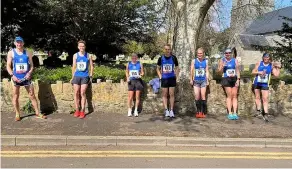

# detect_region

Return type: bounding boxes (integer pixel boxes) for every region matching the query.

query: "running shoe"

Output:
[195,112,200,118]
[232,113,239,120]
[263,114,269,122]
[165,109,170,117]
[201,112,206,118]
[254,110,263,118]
[74,111,80,117]
[134,110,138,117]
[169,110,175,118]
[79,112,85,119]
[128,109,132,117]
[227,114,233,120]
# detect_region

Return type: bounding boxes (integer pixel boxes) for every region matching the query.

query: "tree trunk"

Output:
[170,0,215,114]
[172,0,215,79]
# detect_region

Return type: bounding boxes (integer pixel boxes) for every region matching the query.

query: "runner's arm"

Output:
[217,59,223,73]
[89,54,94,77]
[140,63,145,77]
[125,63,130,81]
[27,51,34,75]
[272,62,280,77]
[173,56,180,79]
[235,59,240,79]
[206,64,209,81]
[252,62,262,75]
[6,51,13,76]
[156,57,162,79]
[190,60,194,82]
[71,54,77,78]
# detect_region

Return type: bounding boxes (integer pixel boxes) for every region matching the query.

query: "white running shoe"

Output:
[169,110,175,118]
[165,109,170,117]
[128,109,132,117]
[134,110,138,117]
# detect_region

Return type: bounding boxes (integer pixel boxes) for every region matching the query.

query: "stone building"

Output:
[229,1,292,65]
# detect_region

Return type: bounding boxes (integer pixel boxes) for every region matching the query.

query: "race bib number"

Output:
[162,64,173,73]
[129,70,140,78]
[77,61,87,71]
[226,69,235,77]
[195,69,205,77]
[258,74,269,83]
[15,63,28,74]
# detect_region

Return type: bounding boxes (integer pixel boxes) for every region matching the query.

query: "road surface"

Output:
[2,146,292,168]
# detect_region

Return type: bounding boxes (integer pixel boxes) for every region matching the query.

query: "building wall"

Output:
[2,79,292,116]
[239,49,263,66]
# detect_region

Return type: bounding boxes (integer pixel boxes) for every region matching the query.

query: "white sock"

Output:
[128,108,132,112]
[135,107,138,112]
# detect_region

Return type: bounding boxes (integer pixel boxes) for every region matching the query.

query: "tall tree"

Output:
[1,0,163,61]
[169,0,215,79]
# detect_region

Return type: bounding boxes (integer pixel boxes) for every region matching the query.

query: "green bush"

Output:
[31,66,127,83]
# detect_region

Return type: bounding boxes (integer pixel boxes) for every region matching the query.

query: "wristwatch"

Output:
[10,73,14,77]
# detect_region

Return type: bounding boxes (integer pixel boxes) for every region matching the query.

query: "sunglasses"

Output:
[225,52,231,54]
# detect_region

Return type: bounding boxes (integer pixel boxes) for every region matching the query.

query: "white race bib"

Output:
[226,69,236,77]
[77,61,87,71]
[162,64,173,73]
[15,63,28,74]
[257,74,269,83]
[129,70,140,78]
[195,69,205,77]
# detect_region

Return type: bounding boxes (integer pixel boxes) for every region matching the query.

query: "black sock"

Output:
[195,100,201,113]
[201,100,207,114]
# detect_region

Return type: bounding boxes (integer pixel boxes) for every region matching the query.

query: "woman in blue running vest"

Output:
[252,53,280,121]
[218,48,241,120]
[6,36,47,121]
[190,48,209,118]
[70,40,94,119]
[126,53,144,117]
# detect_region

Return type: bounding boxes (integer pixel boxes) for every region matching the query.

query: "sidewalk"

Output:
[2,111,292,138]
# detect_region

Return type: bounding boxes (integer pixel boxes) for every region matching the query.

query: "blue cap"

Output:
[15,36,24,42]
[263,53,269,57]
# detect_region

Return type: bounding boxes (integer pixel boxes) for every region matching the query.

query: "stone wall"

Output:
[1,78,292,116]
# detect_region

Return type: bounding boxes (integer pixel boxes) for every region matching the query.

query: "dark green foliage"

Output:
[1,0,163,60]
[21,100,34,114]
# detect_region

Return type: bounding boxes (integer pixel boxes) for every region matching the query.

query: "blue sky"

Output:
[216,0,292,30]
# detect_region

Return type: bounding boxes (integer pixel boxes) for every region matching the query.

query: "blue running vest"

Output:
[253,61,272,87]
[161,56,175,79]
[74,52,89,77]
[13,49,30,79]
[194,58,207,81]
[128,61,141,80]
[222,58,236,78]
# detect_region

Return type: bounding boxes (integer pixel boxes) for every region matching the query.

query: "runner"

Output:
[218,48,240,120]
[126,53,144,117]
[252,53,280,122]
[157,44,179,118]
[6,36,47,121]
[190,48,209,118]
[70,40,94,119]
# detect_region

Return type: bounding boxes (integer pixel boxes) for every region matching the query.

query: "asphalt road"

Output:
[2,146,292,168]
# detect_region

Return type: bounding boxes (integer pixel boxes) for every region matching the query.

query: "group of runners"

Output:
[7,37,281,122]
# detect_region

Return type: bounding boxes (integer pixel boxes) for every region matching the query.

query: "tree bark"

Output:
[172,0,215,79]
[170,0,215,114]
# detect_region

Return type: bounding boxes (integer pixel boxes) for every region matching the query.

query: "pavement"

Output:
[2,111,292,138]
[2,146,292,168]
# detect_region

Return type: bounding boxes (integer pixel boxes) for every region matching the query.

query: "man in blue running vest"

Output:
[156,44,179,118]
[6,36,47,121]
